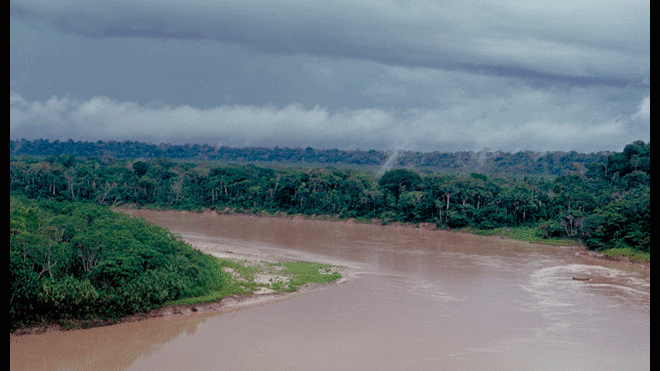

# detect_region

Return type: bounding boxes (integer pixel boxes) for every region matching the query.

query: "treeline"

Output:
[10,141,649,255]
[10,139,610,176]
[10,196,226,330]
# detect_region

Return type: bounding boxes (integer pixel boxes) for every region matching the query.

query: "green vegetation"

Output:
[163,259,255,308]
[9,140,649,331]
[9,140,650,260]
[280,262,343,291]
[167,260,343,306]
[10,196,343,332]
[10,138,611,177]
[459,226,578,246]
[601,247,650,264]
[10,196,231,331]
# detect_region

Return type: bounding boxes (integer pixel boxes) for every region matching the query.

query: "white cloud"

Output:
[10,91,648,152]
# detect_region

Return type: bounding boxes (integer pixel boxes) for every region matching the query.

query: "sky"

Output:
[10,0,649,153]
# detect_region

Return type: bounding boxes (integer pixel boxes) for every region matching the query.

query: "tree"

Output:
[378,169,422,202]
[10,196,228,329]
[132,161,149,177]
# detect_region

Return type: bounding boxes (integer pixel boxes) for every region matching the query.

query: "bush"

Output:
[538,220,564,239]
[10,197,226,330]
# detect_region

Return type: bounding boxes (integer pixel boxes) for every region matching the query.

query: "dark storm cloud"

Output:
[10,1,649,153]
[10,0,649,87]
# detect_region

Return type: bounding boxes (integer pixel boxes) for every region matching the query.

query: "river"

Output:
[10,210,650,370]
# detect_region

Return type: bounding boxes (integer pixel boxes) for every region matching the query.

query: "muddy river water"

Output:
[11,210,650,370]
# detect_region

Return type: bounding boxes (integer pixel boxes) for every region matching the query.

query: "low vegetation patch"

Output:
[602,247,650,264]
[460,226,579,246]
[167,260,343,307]
[277,262,343,291]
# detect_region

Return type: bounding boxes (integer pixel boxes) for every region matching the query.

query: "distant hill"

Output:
[10,138,611,177]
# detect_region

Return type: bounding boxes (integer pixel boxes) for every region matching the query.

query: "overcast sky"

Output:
[10,0,649,153]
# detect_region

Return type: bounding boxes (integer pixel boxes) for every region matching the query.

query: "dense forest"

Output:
[10,139,611,176]
[10,196,227,330]
[10,140,650,256]
[9,139,650,330]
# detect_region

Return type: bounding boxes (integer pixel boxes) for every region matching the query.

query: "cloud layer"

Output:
[10,1,649,152]
[11,0,649,86]
[10,90,649,152]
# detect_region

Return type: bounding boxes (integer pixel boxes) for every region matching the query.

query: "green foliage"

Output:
[9,196,227,330]
[378,169,422,201]
[582,185,650,252]
[601,247,650,264]
[11,139,611,177]
[537,219,564,239]
[280,262,342,291]
[8,140,651,331]
[9,140,650,260]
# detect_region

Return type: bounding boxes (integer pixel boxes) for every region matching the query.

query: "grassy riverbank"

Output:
[459,226,579,246]
[166,259,343,307]
[460,225,650,264]
[600,247,650,264]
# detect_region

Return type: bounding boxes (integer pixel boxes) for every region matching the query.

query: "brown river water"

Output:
[11,210,650,370]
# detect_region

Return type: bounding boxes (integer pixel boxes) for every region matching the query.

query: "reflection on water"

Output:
[11,211,650,371]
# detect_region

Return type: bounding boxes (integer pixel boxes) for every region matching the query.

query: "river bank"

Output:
[10,235,347,337]
[12,206,645,337]
[130,206,650,268]
[11,208,650,371]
